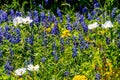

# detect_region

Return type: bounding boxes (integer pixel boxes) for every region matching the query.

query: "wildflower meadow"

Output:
[0,0,120,80]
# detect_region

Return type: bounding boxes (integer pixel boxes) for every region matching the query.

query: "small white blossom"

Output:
[88,22,99,29]
[22,16,33,24]
[102,21,113,28]
[13,16,33,26]
[14,68,26,76]
[13,17,23,26]
[27,64,39,71]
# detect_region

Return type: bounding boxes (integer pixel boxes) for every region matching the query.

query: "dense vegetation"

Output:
[0,0,120,80]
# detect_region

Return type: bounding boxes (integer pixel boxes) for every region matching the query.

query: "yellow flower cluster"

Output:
[61,30,71,38]
[45,27,51,33]
[73,75,88,80]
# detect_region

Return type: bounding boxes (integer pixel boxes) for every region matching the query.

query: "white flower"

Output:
[102,21,113,28]
[27,64,39,71]
[88,22,99,29]
[13,17,23,26]
[22,16,33,24]
[14,68,26,76]
[13,16,33,26]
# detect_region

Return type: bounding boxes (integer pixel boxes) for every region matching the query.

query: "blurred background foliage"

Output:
[0,0,120,13]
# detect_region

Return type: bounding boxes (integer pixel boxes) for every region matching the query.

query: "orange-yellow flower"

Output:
[73,75,88,80]
[61,30,71,38]
[45,27,51,33]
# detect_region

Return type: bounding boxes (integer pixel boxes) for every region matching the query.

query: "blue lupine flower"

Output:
[5,25,10,31]
[111,8,117,18]
[0,10,3,14]
[15,28,20,35]
[95,73,101,80]
[67,23,72,31]
[26,36,34,45]
[41,57,46,63]
[4,31,12,40]
[80,45,84,50]
[96,17,100,21]
[9,9,14,18]
[33,11,40,25]
[0,11,8,23]
[73,22,77,27]
[85,43,89,49]
[79,38,89,50]
[4,61,14,75]
[87,13,92,20]
[54,55,59,61]
[81,21,88,33]
[45,0,48,5]
[51,24,59,35]
[3,11,8,21]
[33,10,38,17]
[9,36,21,44]
[51,14,56,22]
[106,37,110,44]
[93,0,98,4]
[72,46,78,58]
[94,3,100,8]
[57,8,62,22]
[91,10,96,16]
[64,71,69,76]
[15,11,22,17]
[79,15,84,23]
[41,12,45,21]
[57,8,62,17]
[72,51,77,58]
[82,7,88,13]
[28,11,32,18]
[34,16,40,25]
[51,50,56,56]
[39,4,44,9]
[0,53,2,58]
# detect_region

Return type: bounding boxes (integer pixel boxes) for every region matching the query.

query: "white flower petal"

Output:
[88,22,99,29]
[14,68,26,76]
[27,64,39,71]
[13,16,33,26]
[102,21,113,28]
[34,65,39,71]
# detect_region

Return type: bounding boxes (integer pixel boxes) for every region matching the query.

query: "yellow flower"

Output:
[61,30,71,38]
[45,27,51,33]
[97,29,108,35]
[73,75,88,80]
[51,23,54,28]
[84,36,94,43]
